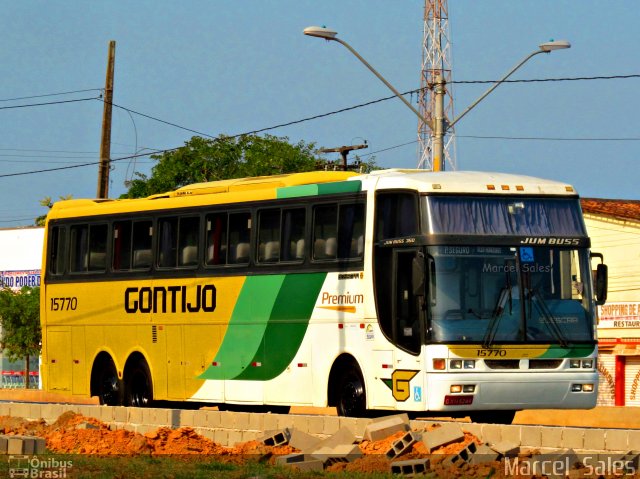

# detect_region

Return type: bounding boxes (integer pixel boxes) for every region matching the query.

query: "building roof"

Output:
[581,198,640,221]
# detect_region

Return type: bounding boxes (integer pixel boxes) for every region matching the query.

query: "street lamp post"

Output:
[304,26,570,172]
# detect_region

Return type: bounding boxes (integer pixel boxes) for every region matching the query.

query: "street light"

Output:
[304,25,570,172]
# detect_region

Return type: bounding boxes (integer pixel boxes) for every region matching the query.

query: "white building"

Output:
[582,199,640,407]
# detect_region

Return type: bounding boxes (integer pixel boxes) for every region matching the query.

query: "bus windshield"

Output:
[427,245,595,344]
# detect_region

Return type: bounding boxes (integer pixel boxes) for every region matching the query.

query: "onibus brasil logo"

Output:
[8,456,73,478]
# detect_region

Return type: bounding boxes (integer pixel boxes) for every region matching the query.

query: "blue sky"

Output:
[2,1,639,226]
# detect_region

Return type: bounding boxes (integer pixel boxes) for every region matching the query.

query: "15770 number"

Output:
[476,349,507,357]
[50,297,78,311]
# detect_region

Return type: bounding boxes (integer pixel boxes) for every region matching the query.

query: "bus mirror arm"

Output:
[590,252,608,306]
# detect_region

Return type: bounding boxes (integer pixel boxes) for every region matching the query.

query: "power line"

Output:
[0,88,102,102]
[0,97,99,110]
[451,74,640,85]
[459,134,640,142]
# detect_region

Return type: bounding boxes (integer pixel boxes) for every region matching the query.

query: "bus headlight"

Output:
[450,360,463,370]
[450,385,463,393]
[582,384,594,392]
[581,359,593,369]
[569,359,581,368]
[571,384,582,392]
[463,360,476,369]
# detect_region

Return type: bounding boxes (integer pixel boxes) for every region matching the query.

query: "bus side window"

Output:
[88,224,108,271]
[69,225,88,273]
[132,221,153,270]
[158,218,178,268]
[69,223,107,273]
[281,208,305,262]
[228,212,251,264]
[339,203,365,259]
[313,205,337,260]
[48,226,66,275]
[178,216,200,267]
[113,221,132,271]
[206,213,228,265]
[258,208,281,263]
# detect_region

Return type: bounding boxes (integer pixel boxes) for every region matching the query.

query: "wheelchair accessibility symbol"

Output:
[413,386,422,402]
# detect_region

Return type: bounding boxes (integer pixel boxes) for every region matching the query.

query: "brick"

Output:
[307,415,325,435]
[178,409,194,427]
[168,409,181,428]
[101,406,116,423]
[128,407,144,425]
[34,437,46,454]
[288,415,310,433]
[241,431,260,442]
[150,408,171,426]
[113,406,128,424]
[76,405,98,420]
[263,413,280,432]
[28,403,42,420]
[11,402,32,419]
[561,428,585,450]
[500,424,522,445]
[422,422,464,451]
[135,424,155,435]
[232,412,251,431]
[363,414,409,441]
[628,430,640,452]
[386,431,418,459]
[606,429,629,452]
[0,435,8,453]
[198,428,216,441]
[461,422,483,440]
[247,412,263,432]
[409,419,429,431]
[40,404,62,422]
[289,429,322,453]
[390,458,431,475]
[443,441,478,468]
[7,436,35,455]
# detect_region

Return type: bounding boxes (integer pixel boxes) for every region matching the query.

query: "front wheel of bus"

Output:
[336,369,366,417]
[125,361,153,408]
[94,357,123,406]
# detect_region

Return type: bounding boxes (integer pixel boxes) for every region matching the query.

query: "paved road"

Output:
[0,389,635,429]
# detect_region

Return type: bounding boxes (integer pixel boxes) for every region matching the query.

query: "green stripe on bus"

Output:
[198,275,286,380]
[234,272,326,380]
[539,344,596,358]
[276,180,361,199]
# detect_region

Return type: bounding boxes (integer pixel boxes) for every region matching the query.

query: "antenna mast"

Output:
[418,0,456,170]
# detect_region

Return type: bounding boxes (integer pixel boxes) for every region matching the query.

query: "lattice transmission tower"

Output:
[417,0,456,170]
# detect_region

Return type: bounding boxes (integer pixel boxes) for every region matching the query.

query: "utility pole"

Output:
[97,40,116,199]
[318,143,368,171]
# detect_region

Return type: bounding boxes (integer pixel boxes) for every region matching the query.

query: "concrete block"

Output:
[275,453,305,464]
[28,403,42,420]
[363,414,409,441]
[241,431,260,442]
[34,437,46,454]
[386,431,418,459]
[314,426,357,450]
[606,429,629,452]
[151,408,171,426]
[307,415,325,435]
[128,407,144,425]
[0,435,8,453]
[39,403,62,422]
[262,413,280,432]
[76,421,99,430]
[192,410,209,429]
[490,440,519,456]
[247,412,263,432]
[232,412,251,431]
[214,429,229,446]
[422,422,464,451]
[169,409,181,428]
[198,428,216,441]
[409,419,429,431]
[443,441,478,468]
[227,429,244,447]
[500,424,521,445]
[469,443,500,465]
[322,415,340,436]
[520,425,542,448]
[461,421,483,440]
[100,406,116,423]
[113,406,128,424]
[561,428,585,450]
[178,409,194,427]
[312,444,362,464]
[0,404,11,417]
[8,436,35,455]
[289,459,324,471]
[135,424,155,435]
[289,429,322,453]
[480,424,502,445]
[76,405,98,420]
[390,458,431,475]
[288,415,310,433]
[260,428,291,447]
[121,423,136,433]
[628,430,640,452]
[540,426,563,449]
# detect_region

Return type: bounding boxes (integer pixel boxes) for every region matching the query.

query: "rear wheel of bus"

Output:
[92,353,123,406]
[124,356,153,407]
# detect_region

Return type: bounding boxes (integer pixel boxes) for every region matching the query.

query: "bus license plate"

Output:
[444,395,474,405]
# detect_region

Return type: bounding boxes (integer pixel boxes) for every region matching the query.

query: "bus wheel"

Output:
[469,410,516,424]
[94,357,122,406]
[125,360,153,408]
[336,368,366,417]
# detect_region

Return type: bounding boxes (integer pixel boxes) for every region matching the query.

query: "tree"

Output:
[0,286,41,388]
[35,195,73,226]
[122,134,376,198]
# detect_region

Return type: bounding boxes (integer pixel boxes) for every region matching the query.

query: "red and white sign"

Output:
[599,302,640,329]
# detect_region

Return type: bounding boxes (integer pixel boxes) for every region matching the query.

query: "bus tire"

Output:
[469,410,516,424]
[92,355,123,406]
[336,367,366,417]
[124,358,153,408]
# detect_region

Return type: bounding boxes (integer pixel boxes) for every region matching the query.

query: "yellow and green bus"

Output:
[41,169,607,422]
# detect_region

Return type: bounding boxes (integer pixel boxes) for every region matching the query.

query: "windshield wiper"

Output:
[482,285,513,348]
[527,288,568,347]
